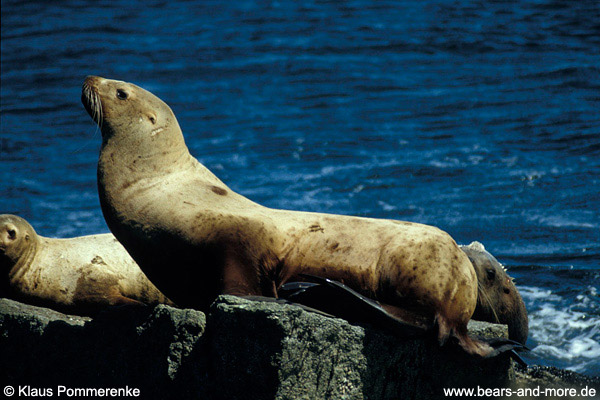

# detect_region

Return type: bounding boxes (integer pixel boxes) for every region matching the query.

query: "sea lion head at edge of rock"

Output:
[461,241,529,345]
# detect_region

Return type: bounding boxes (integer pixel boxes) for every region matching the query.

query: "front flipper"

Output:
[74,293,147,312]
[280,274,426,338]
[239,294,338,319]
[106,294,147,307]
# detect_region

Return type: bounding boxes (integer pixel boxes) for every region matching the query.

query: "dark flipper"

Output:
[279,274,426,338]
[106,294,147,307]
[240,294,338,319]
[471,336,529,365]
[509,350,528,368]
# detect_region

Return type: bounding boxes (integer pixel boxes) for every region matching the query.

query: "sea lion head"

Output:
[0,214,38,273]
[81,76,183,153]
[461,241,529,344]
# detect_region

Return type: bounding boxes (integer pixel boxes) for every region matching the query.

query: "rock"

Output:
[208,296,513,399]
[3,296,588,400]
[0,298,207,398]
[514,364,599,389]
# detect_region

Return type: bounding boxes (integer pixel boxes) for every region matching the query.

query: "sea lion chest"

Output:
[98,164,282,307]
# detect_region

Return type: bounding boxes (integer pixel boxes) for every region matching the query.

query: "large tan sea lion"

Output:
[82,76,504,355]
[0,214,173,314]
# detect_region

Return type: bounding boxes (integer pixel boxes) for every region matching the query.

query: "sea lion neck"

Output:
[7,236,39,286]
[98,124,194,175]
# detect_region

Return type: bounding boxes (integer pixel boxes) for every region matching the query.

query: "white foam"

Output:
[569,338,600,359]
[429,158,460,168]
[520,286,600,372]
[378,201,397,211]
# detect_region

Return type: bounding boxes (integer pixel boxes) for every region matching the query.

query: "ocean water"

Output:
[1,0,598,375]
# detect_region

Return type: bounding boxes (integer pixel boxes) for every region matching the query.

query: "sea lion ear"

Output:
[147,112,157,125]
[469,241,486,252]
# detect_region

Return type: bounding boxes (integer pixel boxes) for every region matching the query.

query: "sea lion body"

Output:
[0,214,173,314]
[461,241,529,344]
[83,76,487,354]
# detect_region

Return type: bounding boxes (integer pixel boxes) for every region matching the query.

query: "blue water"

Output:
[1,0,599,375]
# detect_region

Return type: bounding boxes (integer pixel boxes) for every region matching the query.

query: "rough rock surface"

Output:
[1,298,206,399]
[1,296,595,399]
[514,364,599,389]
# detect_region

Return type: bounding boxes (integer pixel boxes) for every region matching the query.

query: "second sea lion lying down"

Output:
[0,214,173,315]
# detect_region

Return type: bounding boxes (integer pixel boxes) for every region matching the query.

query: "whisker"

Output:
[73,84,103,154]
[478,281,500,324]
[97,92,103,130]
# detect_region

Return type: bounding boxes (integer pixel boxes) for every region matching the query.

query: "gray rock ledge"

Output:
[2,296,595,399]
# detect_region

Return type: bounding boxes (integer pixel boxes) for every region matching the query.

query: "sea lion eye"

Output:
[486,268,496,280]
[7,229,16,239]
[116,89,129,100]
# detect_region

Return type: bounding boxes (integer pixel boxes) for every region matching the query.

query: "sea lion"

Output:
[82,76,489,355]
[0,214,173,314]
[460,241,529,344]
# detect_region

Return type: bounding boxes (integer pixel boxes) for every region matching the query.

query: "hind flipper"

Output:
[436,312,494,357]
[456,331,495,357]
[472,336,529,365]
[509,350,528,367]
[437,312,528,362]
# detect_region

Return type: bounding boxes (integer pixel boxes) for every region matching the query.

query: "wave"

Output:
[525,66,600,81]
[520,286,600,374]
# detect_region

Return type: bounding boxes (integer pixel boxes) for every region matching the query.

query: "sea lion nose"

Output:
[84,75,100,83]
[82,76,106,90]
